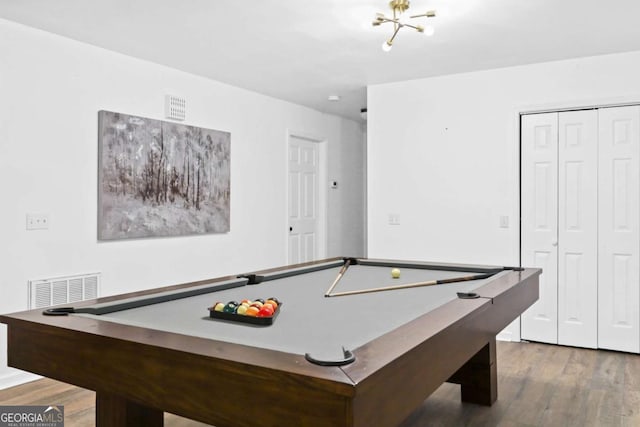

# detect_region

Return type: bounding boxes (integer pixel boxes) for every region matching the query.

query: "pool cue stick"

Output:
[327,272,494,297]
[324,259,352,297]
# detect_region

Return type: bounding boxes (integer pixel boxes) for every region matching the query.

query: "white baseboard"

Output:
[0,370,41,390]
[497,330,517,342]
[497,317,522,342]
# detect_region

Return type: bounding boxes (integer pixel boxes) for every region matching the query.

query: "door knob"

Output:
[289,227,293,232]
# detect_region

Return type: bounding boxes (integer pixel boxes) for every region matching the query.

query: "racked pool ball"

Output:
[245,306,260,317]
[223,302,238,313]
[257,305,274,317]
[267,297,280,305]
[264,299,278,310]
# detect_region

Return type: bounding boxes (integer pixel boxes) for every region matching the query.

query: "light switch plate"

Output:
[27,213,49,230]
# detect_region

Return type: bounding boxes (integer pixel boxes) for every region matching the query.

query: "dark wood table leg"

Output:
[96,392,164,426]
[448,338,497,406]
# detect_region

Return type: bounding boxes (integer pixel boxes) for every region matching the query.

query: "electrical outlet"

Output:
[499,215,509,228]
[26,213,49,230]
[388,214,401,225]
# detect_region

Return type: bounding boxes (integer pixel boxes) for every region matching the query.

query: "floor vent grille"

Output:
[29,273,100,309]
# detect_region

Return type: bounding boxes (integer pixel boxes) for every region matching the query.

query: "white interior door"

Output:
[521,113,559,344]
[557,110,598,348]
[288,136,320,264]
[598,106,640,353]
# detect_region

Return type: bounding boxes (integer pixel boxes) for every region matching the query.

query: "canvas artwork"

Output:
[98,110,230,240]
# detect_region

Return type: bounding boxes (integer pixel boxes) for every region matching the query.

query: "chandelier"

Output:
[372,0,436,52]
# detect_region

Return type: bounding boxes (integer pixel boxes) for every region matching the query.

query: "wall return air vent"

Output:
[28,273,100,309]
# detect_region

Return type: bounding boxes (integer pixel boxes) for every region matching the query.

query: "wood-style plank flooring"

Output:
[1,341,639,426]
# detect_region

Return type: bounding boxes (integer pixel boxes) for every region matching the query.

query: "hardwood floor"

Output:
[400,341,640,427]
[1,341,639,426]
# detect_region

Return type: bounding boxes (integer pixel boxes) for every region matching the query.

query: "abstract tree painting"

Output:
[98,111,230,240]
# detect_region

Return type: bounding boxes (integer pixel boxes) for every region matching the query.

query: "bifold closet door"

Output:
[521,110,598,347]
[557,110,598,348]
[521,112,559,344]
[598,106,640,353]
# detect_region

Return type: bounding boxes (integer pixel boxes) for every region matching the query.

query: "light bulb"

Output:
[382,41,392,52]
[423,25,435,36]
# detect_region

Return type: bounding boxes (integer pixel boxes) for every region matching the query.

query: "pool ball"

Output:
[257,306,274,317]
[391,268,401,279]
[213,302,225,312]
[245,306,260,317]
[223,303,238,313]
[265,299,279,308]
[267,297,280,305]
[236,305,248,315]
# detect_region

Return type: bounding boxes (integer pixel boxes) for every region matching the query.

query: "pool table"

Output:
[1,257,540,427]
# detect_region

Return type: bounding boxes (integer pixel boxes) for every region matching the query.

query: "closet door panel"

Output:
[598,106,640,353]
[521,113,559,344]
[556,110,598,348]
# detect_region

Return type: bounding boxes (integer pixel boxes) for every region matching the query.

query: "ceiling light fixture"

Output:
[373,0,436,52]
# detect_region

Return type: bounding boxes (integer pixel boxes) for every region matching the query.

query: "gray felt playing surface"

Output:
[77,263,505,360]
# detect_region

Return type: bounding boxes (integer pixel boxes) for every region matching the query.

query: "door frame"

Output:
[285,129,328,263]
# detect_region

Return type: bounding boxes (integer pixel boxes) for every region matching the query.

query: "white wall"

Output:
[327,117,367,257]
[0,19,364,387]
[368,50,640,266]
[368,50,640,342]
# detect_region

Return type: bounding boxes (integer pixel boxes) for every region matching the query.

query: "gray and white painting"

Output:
[98,111,230,240]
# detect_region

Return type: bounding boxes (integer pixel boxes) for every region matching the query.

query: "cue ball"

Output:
[391,268,401,278]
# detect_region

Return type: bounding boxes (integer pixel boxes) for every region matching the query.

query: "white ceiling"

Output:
[2,0,640,121]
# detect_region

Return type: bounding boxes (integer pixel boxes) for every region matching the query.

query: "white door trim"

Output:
[286,129,328,262]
